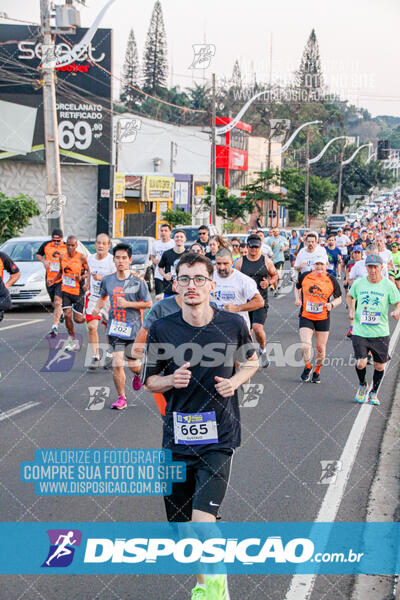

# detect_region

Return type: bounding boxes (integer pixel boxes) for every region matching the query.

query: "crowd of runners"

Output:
[2,191,400,598]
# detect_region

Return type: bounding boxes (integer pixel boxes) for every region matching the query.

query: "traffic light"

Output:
[377,140,390,160]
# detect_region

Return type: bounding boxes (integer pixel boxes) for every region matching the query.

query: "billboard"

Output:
[0,24,112,165]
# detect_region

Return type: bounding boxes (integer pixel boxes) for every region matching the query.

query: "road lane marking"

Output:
[0,401,41,422]
[284,318,400,600]
[0,319,44,332]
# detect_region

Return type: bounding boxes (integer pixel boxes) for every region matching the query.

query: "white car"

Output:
[0,236,89,305]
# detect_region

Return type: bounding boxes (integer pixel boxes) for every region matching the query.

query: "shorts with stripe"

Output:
[164,448,233,522]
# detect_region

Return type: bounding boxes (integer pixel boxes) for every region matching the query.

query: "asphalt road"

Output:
[0,276,399,600]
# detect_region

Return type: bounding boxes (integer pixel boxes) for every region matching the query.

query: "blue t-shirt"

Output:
[289,236,299,255]
[325,246,342,276]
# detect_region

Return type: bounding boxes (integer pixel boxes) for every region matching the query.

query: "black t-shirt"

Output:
[144,308,254,456]
[158,248,186,295]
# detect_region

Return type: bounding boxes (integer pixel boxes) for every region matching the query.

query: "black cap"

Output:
[51,228,63,238]
[247,234,262,247]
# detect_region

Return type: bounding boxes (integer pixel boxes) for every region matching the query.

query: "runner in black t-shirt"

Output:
[158,229,187,297]
[144,252,258,599]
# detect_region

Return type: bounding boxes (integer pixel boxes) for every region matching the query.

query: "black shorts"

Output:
[249,306,268,326]
[299,316,330,332]
[274,261,284,270]
[155,278,165,296]
[62,292,84,314]
[164,448,233,522]
[108,335,134,357]
[46,281,62,303]
[352,335,390,363]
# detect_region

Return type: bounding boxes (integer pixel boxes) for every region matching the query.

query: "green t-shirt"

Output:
[349,276,400,338]
[392,251,400,267]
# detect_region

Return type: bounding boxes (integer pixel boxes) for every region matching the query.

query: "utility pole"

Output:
[336,141,346,214]
[210,72,217,226]
[40,0,64,234]
[304,129,310,228]
[266,131,272,228]
[170,141,176,174]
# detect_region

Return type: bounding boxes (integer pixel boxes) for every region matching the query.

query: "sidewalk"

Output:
[351,372,400,600]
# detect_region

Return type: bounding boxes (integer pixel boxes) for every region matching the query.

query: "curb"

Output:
[351,370,400,600]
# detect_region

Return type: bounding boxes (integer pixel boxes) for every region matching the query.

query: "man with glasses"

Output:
[196,225,211,253]
[36,228,67,336]
[235,234,277,367]
[144,252,258,600]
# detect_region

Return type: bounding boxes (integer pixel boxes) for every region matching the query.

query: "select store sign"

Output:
[0,24,112,165]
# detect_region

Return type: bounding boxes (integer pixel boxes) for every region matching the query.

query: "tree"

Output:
[162,209,191,228]
[204,185,258,221]
[0,193,40,243]
[142,0,168,95]
[295,29,324,101]
[231,59,242,88]
[120,28,140,110]
[185,82,211,111]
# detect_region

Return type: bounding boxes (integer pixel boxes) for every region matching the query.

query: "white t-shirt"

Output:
[211,269,258,331]
[349,259,389,281]
[87,253,116,297]
[336,234,351,256]
[261,242,273,258]
[151,239,175,280]
[379,248,393,266]
[294,246,328,274]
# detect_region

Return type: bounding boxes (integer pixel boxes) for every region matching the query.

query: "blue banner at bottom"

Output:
[0,522,399,574]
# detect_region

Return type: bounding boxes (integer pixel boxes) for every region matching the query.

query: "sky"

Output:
[2,0,400,118]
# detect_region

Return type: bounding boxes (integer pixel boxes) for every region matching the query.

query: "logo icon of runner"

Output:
[42,529,82,568]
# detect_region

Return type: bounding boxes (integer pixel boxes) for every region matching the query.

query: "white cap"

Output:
[314,256,328,265]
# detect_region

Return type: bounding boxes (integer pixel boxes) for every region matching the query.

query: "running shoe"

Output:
[132,374,142,390]
[88,357,100,371]
[59,313,64,324]
[50,325,58,337]
[300,367,312,382]
[104,351,113,370]
[259,351,270,368]
[111,397,127,410]
[346,329,353,339]
[311,371,321,384]
[0,310,4,322]
[191,585,206,600]
[205,574,230,600]
[355,383,369,403]
[368,390,380,406]
[64,338,79,352]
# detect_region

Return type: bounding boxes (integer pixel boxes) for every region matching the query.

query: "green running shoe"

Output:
[205,574,230,600]
[355,383,369,403]
[191,584,206,600]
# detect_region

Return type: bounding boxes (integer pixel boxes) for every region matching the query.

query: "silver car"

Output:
[0,236,88,305]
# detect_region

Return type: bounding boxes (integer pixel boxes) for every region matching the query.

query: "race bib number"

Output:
[173,411,218,445]
[62,275,76,288]
[306,301,323,314]
[109,319,133,339]
[92,282,101,296]
[360,310,381,325]
[49,262,59,272]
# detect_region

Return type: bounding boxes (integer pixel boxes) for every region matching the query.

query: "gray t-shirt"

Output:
[100,272,151,340]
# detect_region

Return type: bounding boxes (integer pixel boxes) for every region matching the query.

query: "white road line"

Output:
[0,401,41,422]
[0,319,44,332]
[284,318,400,600]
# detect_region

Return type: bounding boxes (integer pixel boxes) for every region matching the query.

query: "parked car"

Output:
[326,215,348,235]
[171,225,219,249]
[117,236,156,292]
[0,236,88,305]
